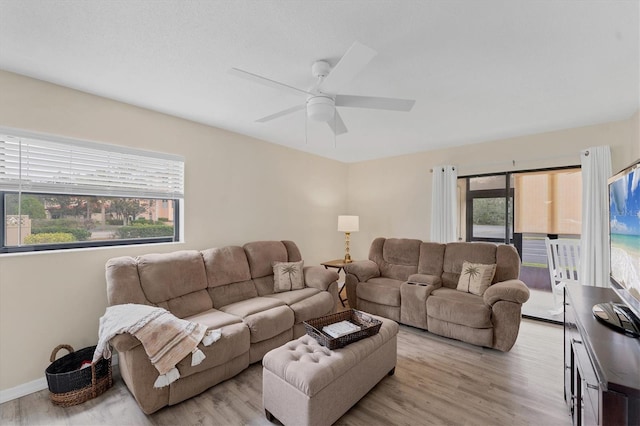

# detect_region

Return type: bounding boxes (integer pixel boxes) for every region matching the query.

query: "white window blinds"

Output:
[0,130,184,199]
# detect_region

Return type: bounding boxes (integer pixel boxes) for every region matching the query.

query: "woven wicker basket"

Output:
[45,344,112,407]
[303,309,382,350]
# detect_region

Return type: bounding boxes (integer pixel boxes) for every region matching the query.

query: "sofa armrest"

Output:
[344,260,380,282]
[304,266,339,291]
[110,333,141,352]
[483,280,530,306]
[407,274,442,287]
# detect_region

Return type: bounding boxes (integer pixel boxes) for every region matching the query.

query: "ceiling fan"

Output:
[229,41,416,136]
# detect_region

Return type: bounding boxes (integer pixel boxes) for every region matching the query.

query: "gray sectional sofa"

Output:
[344,237,530,351]
[105,240,339,414]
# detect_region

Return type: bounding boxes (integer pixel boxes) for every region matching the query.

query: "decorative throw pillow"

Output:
[456,261,497,296]
[273,260,304,293]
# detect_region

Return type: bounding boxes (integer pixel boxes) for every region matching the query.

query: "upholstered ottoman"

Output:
[262,315,398,426]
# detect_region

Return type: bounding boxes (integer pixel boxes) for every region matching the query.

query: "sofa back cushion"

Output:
[281,240,303,262]
[201,246,257,308]
[496,244,521,282]
[369,237,421,281]
[417,242,446,276]
[243,241,301,296]
[244,241,288,278]
[442,242,519,288]
[136,250,213,318]
[106,256,152,306]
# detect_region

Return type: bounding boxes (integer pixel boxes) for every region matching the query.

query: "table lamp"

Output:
[338,215,359,263]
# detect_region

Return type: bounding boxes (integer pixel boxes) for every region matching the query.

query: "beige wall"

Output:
[346,112,639,260]
[1,68,638,393]
[0,71,348,391]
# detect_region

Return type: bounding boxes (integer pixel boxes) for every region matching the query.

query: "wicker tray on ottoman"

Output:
[303,309,382,350]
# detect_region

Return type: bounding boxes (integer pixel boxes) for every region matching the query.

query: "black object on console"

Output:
[592,302,640,337]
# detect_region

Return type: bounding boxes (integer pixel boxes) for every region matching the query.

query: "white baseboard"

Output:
[0,354,118,404]
[0,377,48,404]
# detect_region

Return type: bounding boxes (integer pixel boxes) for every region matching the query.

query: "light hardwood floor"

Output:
[1,318,569,426]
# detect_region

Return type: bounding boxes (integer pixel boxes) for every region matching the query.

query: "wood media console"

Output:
[564,283,640,425]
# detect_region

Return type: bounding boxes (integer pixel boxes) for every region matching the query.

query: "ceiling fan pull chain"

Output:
[333,113,337,148]
[305,109,308,145]
[313,75,324,93]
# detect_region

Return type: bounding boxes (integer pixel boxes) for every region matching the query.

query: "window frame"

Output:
[1,128,184,254]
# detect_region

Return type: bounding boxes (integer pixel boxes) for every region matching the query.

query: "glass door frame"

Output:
[462,165,581,258]
[464,174,515,246]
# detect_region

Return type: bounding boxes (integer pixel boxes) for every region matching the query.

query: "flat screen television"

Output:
[607,158,640,328]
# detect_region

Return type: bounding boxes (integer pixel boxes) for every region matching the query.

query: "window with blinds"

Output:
[0,129,184,253]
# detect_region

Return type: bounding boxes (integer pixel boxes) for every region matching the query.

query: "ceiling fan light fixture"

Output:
[307,96,335,122]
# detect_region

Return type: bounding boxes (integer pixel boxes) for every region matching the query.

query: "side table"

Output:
[321,259,352,307]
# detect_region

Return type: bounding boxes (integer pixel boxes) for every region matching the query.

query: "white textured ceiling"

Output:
[0,0,638,163]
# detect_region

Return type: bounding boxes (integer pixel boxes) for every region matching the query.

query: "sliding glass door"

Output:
[459,167,581,322]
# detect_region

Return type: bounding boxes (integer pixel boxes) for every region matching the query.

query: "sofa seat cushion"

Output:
[175,322,249,379]
[219,296,286,318]
[183,308,243,329]
[427,288,492,328]
[265,288,321,305]
[266,288,333,323]
[288,292,334,324]
[357,278,403,307]
[219,297,293,343]
[242,305,295,343]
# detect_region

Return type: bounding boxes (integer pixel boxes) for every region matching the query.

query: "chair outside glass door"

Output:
[545,237,581,314]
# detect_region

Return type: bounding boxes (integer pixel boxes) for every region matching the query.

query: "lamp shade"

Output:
[338,215,359,232]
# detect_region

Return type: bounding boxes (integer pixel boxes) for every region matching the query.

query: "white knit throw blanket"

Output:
[92,304,221,388]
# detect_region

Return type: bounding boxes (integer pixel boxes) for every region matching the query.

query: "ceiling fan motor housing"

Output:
[307,96,335,122]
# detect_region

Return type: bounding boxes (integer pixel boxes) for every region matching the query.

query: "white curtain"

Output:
[580,146,612,287]
[430,165,458,243]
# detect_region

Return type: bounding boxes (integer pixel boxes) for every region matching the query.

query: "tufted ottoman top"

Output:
[262,315,398,397]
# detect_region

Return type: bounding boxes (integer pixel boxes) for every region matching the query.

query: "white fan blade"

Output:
[319,41,377,94]
[335,94,415,111]
[229,68,312,97]
[256,104,305,123]
[327,110,348,136]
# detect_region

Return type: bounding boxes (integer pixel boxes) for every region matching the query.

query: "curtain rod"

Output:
[430,152,584,173]
[429,166,456,173]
